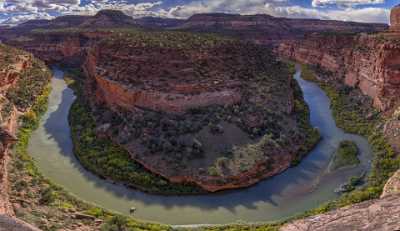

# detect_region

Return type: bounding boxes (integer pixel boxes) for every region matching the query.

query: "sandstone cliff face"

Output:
[84,43,243,114]
[278,32,400,112]
[7,31,111,66]
[390,5,400,32]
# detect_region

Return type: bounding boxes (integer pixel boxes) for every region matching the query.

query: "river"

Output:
[27,66,373,225]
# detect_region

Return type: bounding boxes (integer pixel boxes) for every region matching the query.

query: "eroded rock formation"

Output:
[390,5,400,32]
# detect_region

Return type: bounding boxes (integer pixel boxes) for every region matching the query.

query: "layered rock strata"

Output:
[390,5,400,32]
[278,32,400,112]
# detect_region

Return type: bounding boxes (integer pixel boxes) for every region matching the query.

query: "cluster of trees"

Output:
[331,140,359,170]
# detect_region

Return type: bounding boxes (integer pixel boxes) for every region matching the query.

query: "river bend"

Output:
[27,67,372,225]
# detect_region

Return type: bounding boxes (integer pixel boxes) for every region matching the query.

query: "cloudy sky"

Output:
[0,0,397,25]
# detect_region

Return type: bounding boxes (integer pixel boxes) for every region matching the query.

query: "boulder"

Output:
[381,170,400,198]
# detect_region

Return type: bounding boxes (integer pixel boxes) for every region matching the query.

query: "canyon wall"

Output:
[84,45,243,115]
[7,31,110,66]
[390,5,400,32]
[0,50,32,216]
[278,32,400,112]
[0,44,50,231]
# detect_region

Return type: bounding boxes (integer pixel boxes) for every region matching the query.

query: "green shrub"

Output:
[331,140,360,170]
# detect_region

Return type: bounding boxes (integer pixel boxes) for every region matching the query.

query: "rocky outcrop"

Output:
[381,169,400,198]
[92,74,241,114]
[281,194,400,231]
[0,215,41,231]
[390,5,400,32]
[281,170,400,231]
[278,32,400,112]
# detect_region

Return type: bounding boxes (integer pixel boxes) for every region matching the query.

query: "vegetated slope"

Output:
[0,43,50,223]
[81,29,319,192]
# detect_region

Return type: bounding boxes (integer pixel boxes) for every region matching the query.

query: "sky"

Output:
[0,0,398,25]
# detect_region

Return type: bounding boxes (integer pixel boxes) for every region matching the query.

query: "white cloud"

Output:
[2,12,54,24]
[166,0,389,23]
[312,0,385,7]
[0,0,164,24]
[0,0,391,25]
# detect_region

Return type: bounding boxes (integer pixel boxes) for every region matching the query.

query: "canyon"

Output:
[277,31,400,114]
[0,5,399,231]
[277,5,400,152]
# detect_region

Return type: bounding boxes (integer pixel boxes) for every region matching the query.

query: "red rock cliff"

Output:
[0,51,31,216]
[0,45,50,221]
[278,32,400,112]
[390,5,400,32]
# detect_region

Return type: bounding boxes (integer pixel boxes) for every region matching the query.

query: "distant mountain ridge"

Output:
[2,10,388,38]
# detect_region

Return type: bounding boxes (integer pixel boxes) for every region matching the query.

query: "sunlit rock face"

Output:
[391,5,400,32]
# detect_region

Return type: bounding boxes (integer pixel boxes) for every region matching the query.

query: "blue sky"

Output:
[0,0,397,25]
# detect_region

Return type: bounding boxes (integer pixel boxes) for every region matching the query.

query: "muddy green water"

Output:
[27,66,373,225]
